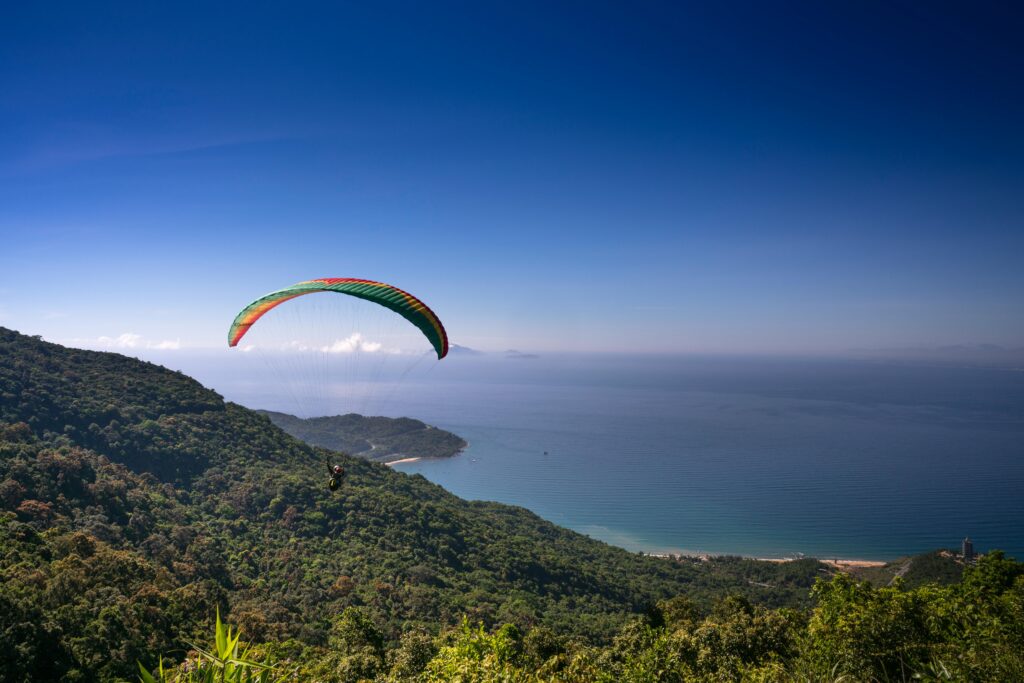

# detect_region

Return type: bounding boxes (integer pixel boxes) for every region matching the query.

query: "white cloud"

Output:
[266,333,391,354]
[280,340,314,352]
[77,332,182,351]
[322,333,382,354]
[97,332,143,348]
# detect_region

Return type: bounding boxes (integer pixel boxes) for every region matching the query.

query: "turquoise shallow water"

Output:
[199,353,1024,560]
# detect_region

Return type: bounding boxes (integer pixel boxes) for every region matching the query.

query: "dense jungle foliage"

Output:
[1,328,830,681]
[142,554,1024,682]
[258,410,467,463]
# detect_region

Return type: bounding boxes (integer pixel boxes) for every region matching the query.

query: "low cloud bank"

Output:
[68,333,182,351]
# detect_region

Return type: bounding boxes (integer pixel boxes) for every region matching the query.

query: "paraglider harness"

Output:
[328,462,345,491]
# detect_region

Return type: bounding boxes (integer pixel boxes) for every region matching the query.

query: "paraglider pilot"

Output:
[328,463,345,491]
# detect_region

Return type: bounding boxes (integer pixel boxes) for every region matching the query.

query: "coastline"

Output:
[754,556,885,567]
[385,456,422,466]
[386,445,899,567]
[818,558,888,569]
[386,440,470,467]
[646,552,888,568]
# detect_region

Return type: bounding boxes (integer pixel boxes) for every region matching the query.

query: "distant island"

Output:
[505,348,540,359]
[447,343,483,355]
[257,409,468,463]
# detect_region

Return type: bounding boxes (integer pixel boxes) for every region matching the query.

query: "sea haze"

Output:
[190,352,1024,561]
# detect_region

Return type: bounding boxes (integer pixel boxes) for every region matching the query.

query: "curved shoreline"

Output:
[385,440,470,467]
[385,456,422,466]
[646,551,887,567]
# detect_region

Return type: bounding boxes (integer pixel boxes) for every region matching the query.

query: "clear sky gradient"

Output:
[2,2,1022,353]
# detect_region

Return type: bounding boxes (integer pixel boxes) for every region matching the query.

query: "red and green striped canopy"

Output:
[228,278,449,359]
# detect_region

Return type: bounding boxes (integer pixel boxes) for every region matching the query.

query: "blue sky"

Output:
[1,1,1022,354]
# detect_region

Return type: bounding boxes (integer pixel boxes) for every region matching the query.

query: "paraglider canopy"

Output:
[228,278,448,359]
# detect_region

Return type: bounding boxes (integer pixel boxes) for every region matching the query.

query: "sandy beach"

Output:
[755,557,886,568]
[647,552,888,568]
[385,457,422,466]
[819,558,887,569]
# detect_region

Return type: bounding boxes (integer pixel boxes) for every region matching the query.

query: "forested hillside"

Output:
[0,328,828,681]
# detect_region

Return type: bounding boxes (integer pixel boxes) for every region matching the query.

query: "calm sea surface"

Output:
[195,353,1024,560]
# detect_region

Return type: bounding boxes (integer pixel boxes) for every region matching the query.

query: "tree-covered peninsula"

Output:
[258,410,467,463]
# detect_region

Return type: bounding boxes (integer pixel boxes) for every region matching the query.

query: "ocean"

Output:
[192,352,1024,561]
